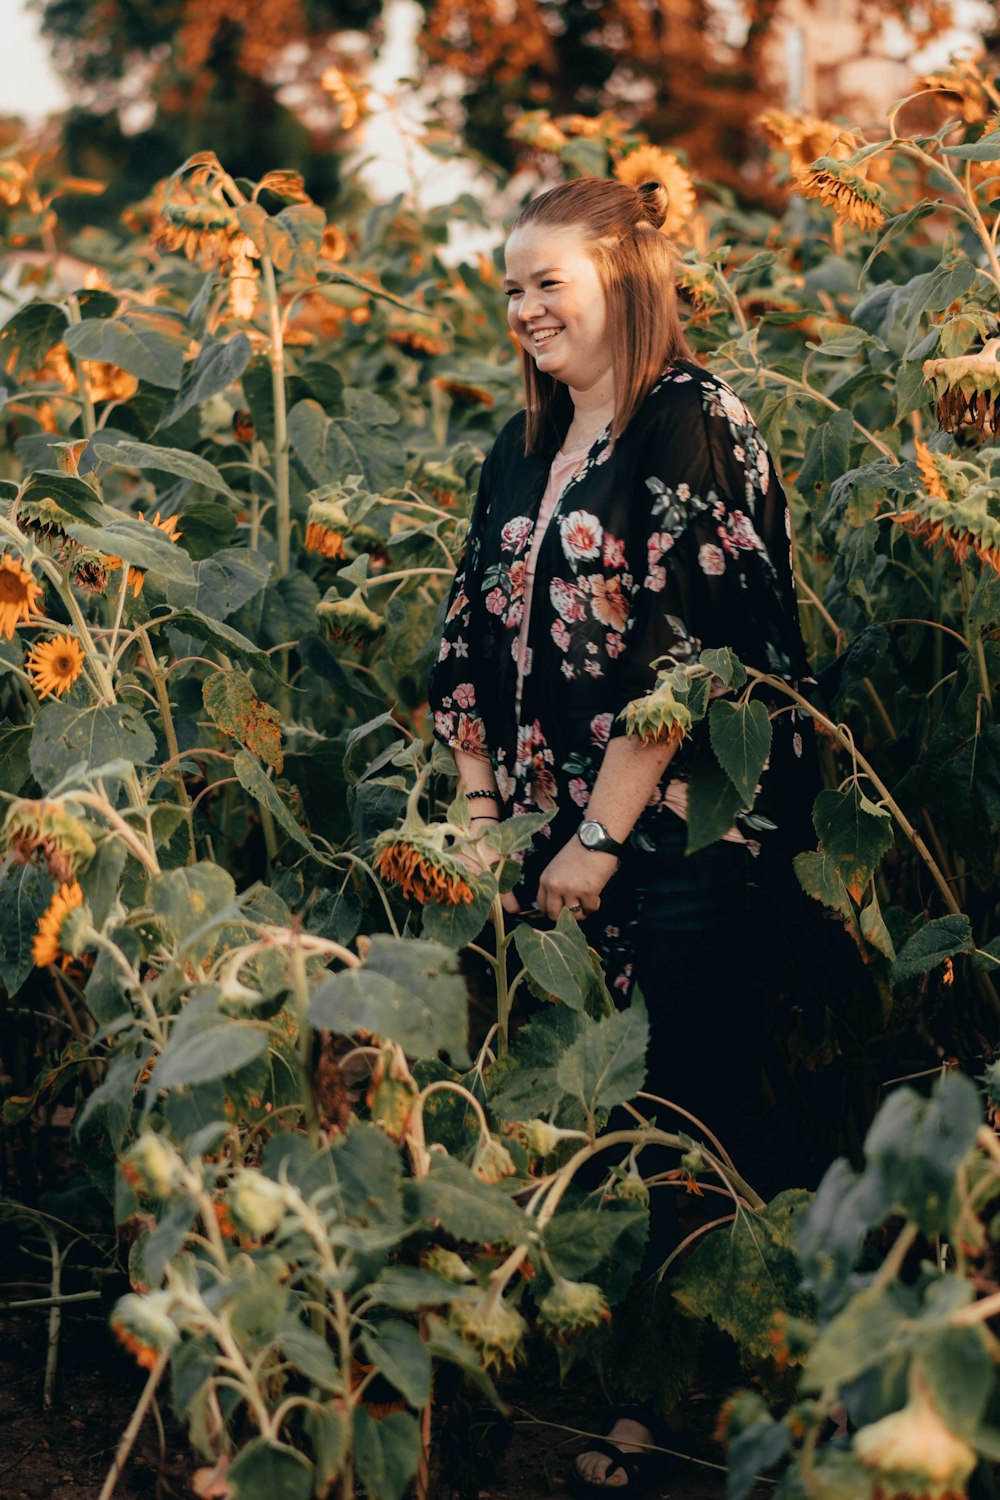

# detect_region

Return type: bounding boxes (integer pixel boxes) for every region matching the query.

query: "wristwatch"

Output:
[576,819,626,856]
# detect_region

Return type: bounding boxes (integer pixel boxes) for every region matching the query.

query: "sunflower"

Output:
[32,880,85,968]
[795,157,886,233]
[430,376,495,408]
[913,438,950,502]
[152,188,242,267]
[0,554,43,640]
[105,510,183,597]
[3,799,95,882]
[372,831,476,906]
[316,587,384,645]
[618,674,694,749]
[25,633,85,700]
[613,145,697,239]
[320,224,348,263]
[757,110,857,176]
[0,158,28,207]
[304,497,349,560]
[923,338,1000,438]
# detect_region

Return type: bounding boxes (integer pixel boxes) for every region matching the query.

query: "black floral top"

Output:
[429,362,816,933]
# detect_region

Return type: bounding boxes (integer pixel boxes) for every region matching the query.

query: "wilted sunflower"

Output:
[923,338,1000,438]
[32,880,85,968]
[757,109,857,176]
[316,587,384,645]
[618,675,694,749]
[796,156,886,232]
[16,493,74,543]
[916,66,991,124]
[388,314,448,356]
[430,376,495,408]
[613,145,697,239]
[69,551,111,595]
[304,497,349,560]
[0,554,43,639]
[913,438,950,502]
[104,510,183,597]
[3,799,96,883]
[152,187,242,267]
[894,441,1000,576]
[373,829,476,906]
[25,633,85,699]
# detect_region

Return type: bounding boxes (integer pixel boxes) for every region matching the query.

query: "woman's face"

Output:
[503,222,612,396]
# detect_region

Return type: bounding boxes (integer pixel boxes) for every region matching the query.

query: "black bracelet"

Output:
[470,814,499,822]
[465,788,499,802]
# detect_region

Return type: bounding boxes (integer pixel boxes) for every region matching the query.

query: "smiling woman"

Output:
[428,173,818,1495]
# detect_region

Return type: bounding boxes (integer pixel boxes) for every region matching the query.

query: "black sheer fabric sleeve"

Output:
[609,377,800,738]
[427,445,495,757]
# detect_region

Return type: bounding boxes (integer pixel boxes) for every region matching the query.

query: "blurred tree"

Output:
[30,0,379,228]
[416,0,966,186]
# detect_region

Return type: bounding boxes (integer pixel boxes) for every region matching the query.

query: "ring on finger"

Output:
[568,902,583,913]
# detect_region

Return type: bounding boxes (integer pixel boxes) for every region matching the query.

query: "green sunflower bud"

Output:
[111,1290,178,1369]
[228,1171,287,1240]
[421,1247,476,1284]
[537,1277,611,1342]
[121,1134,184,1200]
[448,1293,527,1372]
[316,587,384,646]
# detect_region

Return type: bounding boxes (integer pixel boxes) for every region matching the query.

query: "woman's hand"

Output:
[536,840,619,922]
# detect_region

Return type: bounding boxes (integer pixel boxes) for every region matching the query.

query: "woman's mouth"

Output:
[530,327,563,347]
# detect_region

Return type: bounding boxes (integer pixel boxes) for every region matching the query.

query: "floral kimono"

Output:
[429,362,816,986]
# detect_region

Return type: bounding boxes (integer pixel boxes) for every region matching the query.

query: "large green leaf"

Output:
[92,439,236,499]
[165,548,272,619]
[0,300,68,376]
[796,411,854,503]
[151,863,237,944]
[359,1320,432,1407]
[64,516,194,583]
[19,470,108,524]
[405,1156,525,1243]
[277,1313,341,1391]
[309,936,469,1064]
[158,332,252,426]
[204,671,282,771]
[353,1408,422,1500]
[153,996,269,1091]
[891,914,975,986]
[512,908,596,1009]
[543,1203,647,1280]
[942,128,1000,161]
[805,1283,910,1390]
[487,1006,585,1125]
[685,741,745,853]
[861,1072,981,1235]
[708,698,772,804]
[555,999,648,1118]
[792,848,854,921]
[233,749,316,853]
[227,1439,313,1500]
[63,309,186,389]
[30,701,157,790]
[812,785,893,897]
[675,1190,815,1367]
[159,606,275,676]
[0,861,54,994]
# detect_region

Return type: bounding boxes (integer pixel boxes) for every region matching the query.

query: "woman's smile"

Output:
[503,222,613,395]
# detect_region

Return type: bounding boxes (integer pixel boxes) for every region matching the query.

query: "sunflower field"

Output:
[0,55,999,1500]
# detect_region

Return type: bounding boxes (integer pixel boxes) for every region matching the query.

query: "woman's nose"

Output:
[518,287,545,322]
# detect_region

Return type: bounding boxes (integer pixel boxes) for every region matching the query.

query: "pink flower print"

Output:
[452,636,468,658]
[453,682,476,709]
[528,756,558,810]
[698,543,726,577]
[434,710,456,739]
[559,509,603,562]
[568,777,591,808]
[456,714,486,754]
[793,731,803,759]
[590,712,613,746]
[732,445,745,464]
[507,598,524,630]
[613,964,632,994]
[551,619,571,651]
[508,559,526,594]
[485,587,506,616]
[530,720,545,747]
[603,532,627,569]
[515,725,534,766]
[647,531,673,566]
[645,564,666,593]
[583,659,604,678]
[784,506,792,539]
[560,660,577,680]
[756,447,770,489]
[606,631,623,659]
[550,577,587,623]
[437,638,451,662]
[495,763,515,801]
[727,510,763,552]
[676,482,691,501]
[501,515,533,554]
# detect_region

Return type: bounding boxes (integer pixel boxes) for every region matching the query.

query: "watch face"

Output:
[579,821,603,848]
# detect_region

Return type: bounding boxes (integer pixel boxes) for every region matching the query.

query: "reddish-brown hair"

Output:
[508,176,693,454]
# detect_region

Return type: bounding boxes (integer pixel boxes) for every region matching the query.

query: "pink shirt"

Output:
[514,446,745,844]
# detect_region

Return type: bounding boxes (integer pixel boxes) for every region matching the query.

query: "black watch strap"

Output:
[576,819,627,856]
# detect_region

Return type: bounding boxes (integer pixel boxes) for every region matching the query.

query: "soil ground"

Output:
[0,1308,768,1500]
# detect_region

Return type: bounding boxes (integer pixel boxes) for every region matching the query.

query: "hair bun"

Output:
[635,179,670,231]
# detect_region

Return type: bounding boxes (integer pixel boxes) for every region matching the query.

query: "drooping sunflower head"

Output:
[372,829,476,907]
[894,440,1000,576]
[795,157,886,233]
[316,587,384,646]
[304,497,350,560]
[923,338,1000,439]
[618,676,694,749]
[448,1293,527,1373]
[32,880,86,969]
[69,550,112,596]
[25,632,86,700]
[16,493,74,543]
[613,145,697,240]
[0,554,43,640]
[3,799,96,882]
[758,110,857,177]
[111,1291,178,1371]
[152,186,242,267]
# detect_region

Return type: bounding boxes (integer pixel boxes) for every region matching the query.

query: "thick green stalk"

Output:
[259,254,290,577]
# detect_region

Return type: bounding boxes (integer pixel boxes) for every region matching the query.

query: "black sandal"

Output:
[570,1436,663,1496]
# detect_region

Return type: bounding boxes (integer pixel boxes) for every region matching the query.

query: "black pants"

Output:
[602,821,810,1273]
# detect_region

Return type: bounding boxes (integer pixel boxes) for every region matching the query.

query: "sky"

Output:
[4,0,65,120]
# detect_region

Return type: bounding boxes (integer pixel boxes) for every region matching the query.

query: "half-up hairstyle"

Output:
[509,175,693,454]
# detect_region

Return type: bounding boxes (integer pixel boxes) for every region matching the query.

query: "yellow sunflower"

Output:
[0,554,44,640]
[613,146,697,239]
[32,880,85,968]
[795,158,886,233]
[25,633,85,700]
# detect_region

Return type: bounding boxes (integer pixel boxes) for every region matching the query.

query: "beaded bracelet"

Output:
[465,788,499,802]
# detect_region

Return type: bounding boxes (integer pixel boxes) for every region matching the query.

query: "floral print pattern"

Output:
[429,361,817,979]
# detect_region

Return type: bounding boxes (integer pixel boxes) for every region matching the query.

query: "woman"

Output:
[428,176,815,1493]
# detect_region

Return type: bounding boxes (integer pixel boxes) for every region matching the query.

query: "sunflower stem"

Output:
[65,294,97,441]
[135,625,196,865]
